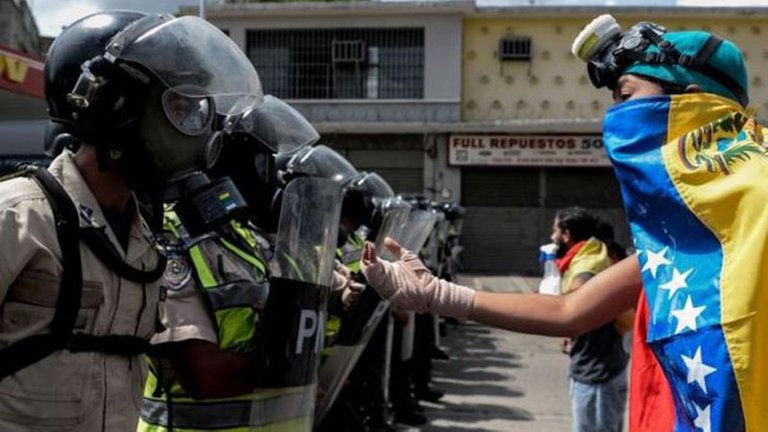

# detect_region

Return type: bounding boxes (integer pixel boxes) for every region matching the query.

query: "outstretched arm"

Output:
[471,255,641,337]
[362,237,642,338]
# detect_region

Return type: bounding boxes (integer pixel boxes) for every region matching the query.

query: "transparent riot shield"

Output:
[394,209,440,363]
[251,177,342,431]
[397,208,441,256]
[314,198,412,424]
[421,211,446,273]
[373,197,412,254]
[377,207,441,414]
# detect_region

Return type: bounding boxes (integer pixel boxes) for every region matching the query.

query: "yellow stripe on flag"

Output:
[663,93,768,431]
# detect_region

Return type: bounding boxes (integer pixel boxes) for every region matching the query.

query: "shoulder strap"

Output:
[0,167,82,378]
[0,167,160,378]
[80,227,166,284]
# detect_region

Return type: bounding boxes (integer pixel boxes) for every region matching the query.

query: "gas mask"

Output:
[572,15,748,106]
[210,96,322,233]
[67,15,264,235]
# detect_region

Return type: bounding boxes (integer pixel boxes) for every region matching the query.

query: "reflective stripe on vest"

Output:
[220,236,266,275]
[187,241,264,350]
[143,211,272,431]
[141,385,314,430]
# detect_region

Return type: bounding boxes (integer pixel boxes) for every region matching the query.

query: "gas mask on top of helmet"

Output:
[571,14,748,106]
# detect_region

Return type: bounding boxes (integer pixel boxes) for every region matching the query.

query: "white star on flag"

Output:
[659,267,693,299]
[642,247,671,278]
[682,347,717,394]
[693,403,711,432]
[671,295,706,334]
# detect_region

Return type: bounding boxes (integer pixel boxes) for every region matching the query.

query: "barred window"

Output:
[247,28,424,99]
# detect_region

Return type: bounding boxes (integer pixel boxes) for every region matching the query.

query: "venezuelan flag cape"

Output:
[603,93,768,432]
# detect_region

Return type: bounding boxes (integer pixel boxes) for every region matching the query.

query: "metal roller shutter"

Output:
[545,168,624,208]
[368,167,423,195]
[461,169,541,273]
[323,134,425,194]
[461,168,539,207]
[460,168,629,274]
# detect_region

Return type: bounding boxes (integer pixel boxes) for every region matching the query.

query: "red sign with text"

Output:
[0,45,44,99]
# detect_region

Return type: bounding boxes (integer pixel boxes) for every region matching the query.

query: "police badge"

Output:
[164,251,192,290]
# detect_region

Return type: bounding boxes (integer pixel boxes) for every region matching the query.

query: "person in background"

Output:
[596,222,627,263]
[553,208,628,432]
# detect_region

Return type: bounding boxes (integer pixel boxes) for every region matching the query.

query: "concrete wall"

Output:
[0,0,40,54]
[210,12,463,123]
[462,206,631,274]
[424,133,462,202]
[462,15,768,123]
[289,101,459,123]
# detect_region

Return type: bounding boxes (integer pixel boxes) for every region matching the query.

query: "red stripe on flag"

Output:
[629,290,676,431]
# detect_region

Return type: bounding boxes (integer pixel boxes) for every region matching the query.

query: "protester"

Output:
[361,15,767,432]
[552,208,628,432]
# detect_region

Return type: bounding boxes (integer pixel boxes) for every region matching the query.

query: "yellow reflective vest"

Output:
[138,215,311,432]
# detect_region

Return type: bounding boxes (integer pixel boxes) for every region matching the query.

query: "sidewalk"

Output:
[420,275,573,432]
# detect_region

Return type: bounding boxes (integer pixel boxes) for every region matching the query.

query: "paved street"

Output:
[421,275,573,432]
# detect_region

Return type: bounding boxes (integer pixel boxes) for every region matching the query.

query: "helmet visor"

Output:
[108,16,263,117]
[350,172,394,203]
[286,145,358,185]
[226,95,319,153]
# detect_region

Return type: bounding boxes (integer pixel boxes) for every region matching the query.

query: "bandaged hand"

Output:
[361,237,476,320]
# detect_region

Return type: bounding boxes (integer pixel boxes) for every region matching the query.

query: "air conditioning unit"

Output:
[499,36,532,61]
[332,40,366,63]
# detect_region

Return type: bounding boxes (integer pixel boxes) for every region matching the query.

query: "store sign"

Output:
[448,134,610,167]
[0,46,44,99]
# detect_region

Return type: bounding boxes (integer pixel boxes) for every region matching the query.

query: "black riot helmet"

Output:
[258,145,358,234]
[342,172,395,239]
[45,12,264,189]
[441,201,466,222]
[45,11,148,137]
[211,95,321,232]
[399,193,431,211]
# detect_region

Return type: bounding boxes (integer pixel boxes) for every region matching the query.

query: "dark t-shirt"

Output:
[568,271,629,384]
[569,322,629,384]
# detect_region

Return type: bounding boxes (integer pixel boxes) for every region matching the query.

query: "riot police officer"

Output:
[138,96,360,431]
[0,10,260,431]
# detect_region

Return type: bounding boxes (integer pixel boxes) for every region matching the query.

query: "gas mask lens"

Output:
[162,87,214,136]
[587,60,615,89]
[573,15,674,90]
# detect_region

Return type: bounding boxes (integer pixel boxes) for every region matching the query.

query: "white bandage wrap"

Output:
[363,247,476,320]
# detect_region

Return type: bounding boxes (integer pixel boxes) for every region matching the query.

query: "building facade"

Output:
[0,0,44,121]
[0,0,39,55]
[199,2,768,273]
[0,0,47,174]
